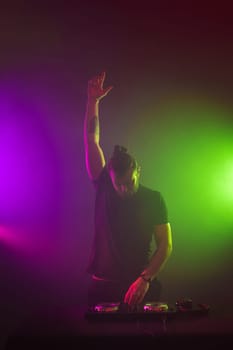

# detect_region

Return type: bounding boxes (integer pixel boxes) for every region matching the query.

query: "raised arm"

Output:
[84,72,113,180]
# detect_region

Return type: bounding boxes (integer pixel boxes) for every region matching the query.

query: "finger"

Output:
[100,71,105,79]
[88,79,97,87]
[130,297,137,305]
[128,292,138,306]
[99,71,106,87]
[103,86,113,95]
[89,74,101,84]
[138,294,144,304]
[129,297,137,306]
[124,289,134,305]
[124,290,130,304]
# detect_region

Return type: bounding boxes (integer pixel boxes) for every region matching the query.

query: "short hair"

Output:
[107,145,137,177]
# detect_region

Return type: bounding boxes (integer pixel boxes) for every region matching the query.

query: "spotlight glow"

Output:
[129,94,233,283]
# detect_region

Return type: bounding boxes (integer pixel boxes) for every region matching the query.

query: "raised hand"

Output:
[87,71,113,101]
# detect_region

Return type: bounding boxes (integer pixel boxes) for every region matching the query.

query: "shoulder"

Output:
[138,184,168,214]
[92,166,111,190]
[138,184,163,200]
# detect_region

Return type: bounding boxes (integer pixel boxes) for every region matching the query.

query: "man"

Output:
[84,71,172,308]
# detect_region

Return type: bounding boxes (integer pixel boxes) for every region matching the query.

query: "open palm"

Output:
[88,71,113,100]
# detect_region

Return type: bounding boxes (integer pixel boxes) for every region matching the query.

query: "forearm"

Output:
[83,72,112,179]
[141,244,172,282]
[84,96,106,180]
[84,98,100,145]
[124,243,172,306]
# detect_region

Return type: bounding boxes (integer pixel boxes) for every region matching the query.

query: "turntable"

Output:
[85,299,210,322]
[85,301,176,322]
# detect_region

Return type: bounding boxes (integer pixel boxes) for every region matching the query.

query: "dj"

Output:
[84,71,173,307]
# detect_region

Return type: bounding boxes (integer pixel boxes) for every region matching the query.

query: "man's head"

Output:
[108,145,141,198]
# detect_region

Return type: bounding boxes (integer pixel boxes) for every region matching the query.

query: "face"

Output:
[109,166,140,198]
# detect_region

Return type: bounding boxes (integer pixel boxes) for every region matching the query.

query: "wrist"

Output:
[140,273,151,284]
[87,97,100,104]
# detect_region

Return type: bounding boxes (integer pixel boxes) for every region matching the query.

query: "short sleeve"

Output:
[155,192,169,225]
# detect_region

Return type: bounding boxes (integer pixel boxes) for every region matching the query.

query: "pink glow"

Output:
[0,87,64,280]
[0,120,56,218]
[0,224,52,256]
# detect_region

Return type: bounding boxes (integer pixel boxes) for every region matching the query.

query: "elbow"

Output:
[166,242,173,258]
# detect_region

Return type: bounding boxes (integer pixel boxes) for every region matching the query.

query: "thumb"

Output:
[103,85,113,95]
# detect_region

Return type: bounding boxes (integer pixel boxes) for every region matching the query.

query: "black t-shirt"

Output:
[87,167,168,284]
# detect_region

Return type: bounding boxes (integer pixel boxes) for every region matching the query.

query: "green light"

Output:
[216,160,233,201]
[128,94,233,284]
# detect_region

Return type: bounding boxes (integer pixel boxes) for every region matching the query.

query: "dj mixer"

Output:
[85,299,210,322]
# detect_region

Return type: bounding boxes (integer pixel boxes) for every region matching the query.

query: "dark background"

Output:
[0,0,232,341]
